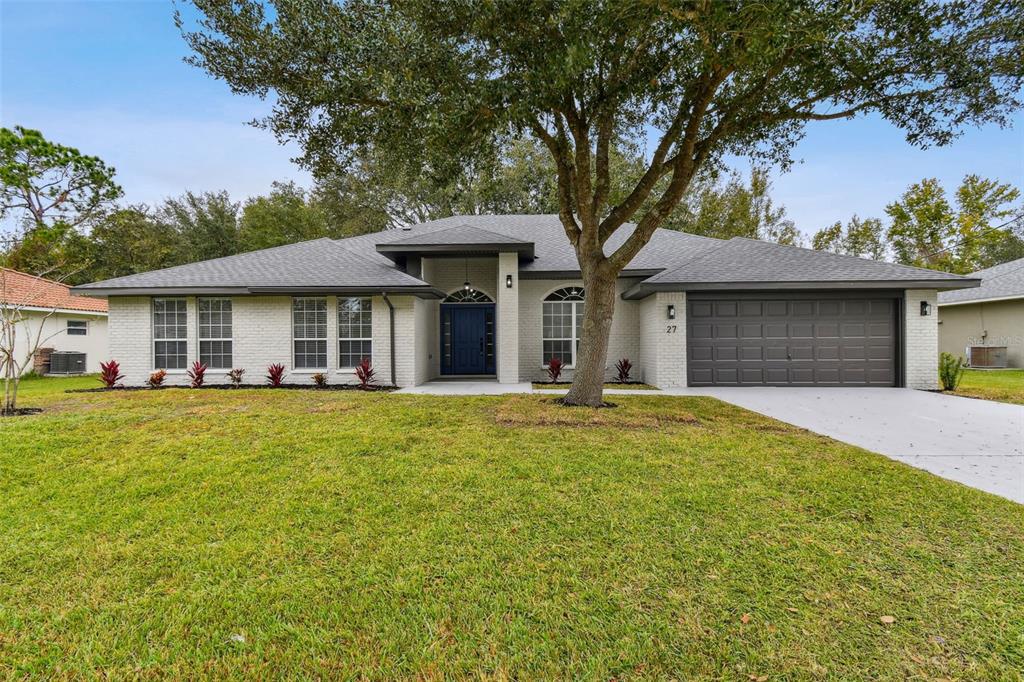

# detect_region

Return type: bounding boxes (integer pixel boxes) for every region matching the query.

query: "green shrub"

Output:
[938,352,966,391]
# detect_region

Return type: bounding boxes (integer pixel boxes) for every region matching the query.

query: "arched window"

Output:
[542,287,585,366]
[444,289,493,303]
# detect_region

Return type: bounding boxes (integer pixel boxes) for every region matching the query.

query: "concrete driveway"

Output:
[667,387,1024,504]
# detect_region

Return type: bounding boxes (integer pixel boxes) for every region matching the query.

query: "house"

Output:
[938,256,1024,368]
[71,215,977,389]
[1,268,109,375]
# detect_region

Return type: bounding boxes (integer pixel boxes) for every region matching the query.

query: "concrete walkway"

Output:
[664,387,1024,504]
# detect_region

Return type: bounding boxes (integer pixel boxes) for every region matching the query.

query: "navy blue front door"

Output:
[441,304,495,375]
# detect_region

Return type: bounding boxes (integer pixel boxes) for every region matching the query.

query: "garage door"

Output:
[687,295,898,386]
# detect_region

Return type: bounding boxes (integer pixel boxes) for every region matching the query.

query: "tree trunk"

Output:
[562,268,618,407]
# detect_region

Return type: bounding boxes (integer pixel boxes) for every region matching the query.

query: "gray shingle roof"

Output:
[632,237,977,291]
[938,257,1024,305]
[74,214,979,297]
[384,223,531,246]
[74,238,431,292]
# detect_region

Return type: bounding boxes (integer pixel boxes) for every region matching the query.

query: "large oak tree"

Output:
[180,0,1022,405]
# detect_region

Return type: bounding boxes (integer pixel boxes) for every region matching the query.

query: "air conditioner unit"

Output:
[48,351,87,375]
[966,346,1008,368]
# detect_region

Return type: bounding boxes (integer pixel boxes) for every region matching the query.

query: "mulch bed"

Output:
[67,384,398,394]
[0,407,44,417]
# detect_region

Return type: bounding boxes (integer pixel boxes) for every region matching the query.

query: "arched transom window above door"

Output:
[542,287,585,367]
[444,289,493,303]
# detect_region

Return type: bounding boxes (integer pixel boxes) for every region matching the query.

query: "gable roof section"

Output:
[1,268,108,313]
[623,237,978,298]
[938,257,1024,305]
[376,224,535,259]
[73,238,442,297]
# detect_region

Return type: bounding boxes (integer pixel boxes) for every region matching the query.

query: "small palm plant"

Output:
[311,372,328,387]
[266,363,285,387]
[355,358,375,389]
[147,369,167,388]
[99,360,124,389]
[228,368,245,388]
[547,357,564,383]
[187,361,208,388]
[614,357,632,383]
[938,352,966,391]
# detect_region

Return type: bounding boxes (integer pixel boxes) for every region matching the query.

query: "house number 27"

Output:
[666,325,677,334]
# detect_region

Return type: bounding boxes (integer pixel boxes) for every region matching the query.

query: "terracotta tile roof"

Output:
[0,268,108,313]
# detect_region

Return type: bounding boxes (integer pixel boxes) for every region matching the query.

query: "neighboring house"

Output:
[1,268,109,375]
[72,215,977,389]
[938,257,1024,368]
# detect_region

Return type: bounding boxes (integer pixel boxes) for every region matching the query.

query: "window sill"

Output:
[290,369,329,374]
[161,370,188,375]
[335,369,357,374]
[540,365,576,370]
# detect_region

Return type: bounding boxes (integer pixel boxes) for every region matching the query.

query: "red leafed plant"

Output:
[99,360,124,389]
[228,368,245,388]
[615,357,632,383]
[147,369,167,388]
[355,357,375,389]
[546,357,564,383]
[187,360,208,388]
[266,363,285,387]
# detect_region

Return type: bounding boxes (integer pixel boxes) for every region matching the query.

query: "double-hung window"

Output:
[153,298,188,369]
[66,320,88,336]
[338,297,372,368]
[293,297,327,369]
[542,287,585,367]
[198,298,232,368]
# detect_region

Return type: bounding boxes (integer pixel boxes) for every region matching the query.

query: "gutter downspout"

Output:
[382,292,397,387]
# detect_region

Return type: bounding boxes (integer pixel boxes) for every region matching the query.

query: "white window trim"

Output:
[197,297,233,369]
[338,297,372,369]
[66,319,89,336]
[152,297,188,370]
[292,296,328,370]
[541,294,584,369]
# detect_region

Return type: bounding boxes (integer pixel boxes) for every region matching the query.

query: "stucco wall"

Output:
[8,309,108,375]
[107,294,419,387]
[517,278,641,383]
[938,298,1023,368]
[904,289,939,390]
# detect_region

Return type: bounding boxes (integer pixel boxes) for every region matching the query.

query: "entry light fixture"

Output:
[506,274,513,289]
[920,301,931,316]
[463,258,472,291]
[667,304,676,320]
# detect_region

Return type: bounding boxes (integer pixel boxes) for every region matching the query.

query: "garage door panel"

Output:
[739,301,763,316]
[715,346,737,361]
[688,295,897,387]
[816,322,840,338]
[716,324,738,339]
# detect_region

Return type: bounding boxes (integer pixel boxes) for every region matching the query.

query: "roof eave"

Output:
[71,285,447,299]
[622,278,982,300]
[938,293,1024,307]
[375,243,536,261]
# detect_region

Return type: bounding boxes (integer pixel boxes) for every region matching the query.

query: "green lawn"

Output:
[1,377,1022,679]
[950,368,1024,405]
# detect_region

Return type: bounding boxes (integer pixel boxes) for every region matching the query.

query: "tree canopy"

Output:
[177,0,1024,404]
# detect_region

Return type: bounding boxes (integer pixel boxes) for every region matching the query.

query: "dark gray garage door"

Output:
[687,295,898,386]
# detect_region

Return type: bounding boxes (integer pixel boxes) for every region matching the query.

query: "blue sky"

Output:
[3,0,1022,237]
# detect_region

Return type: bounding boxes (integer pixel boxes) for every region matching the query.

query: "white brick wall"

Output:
[517,278,641,383]
[108,294,415,387]
[496,252,519,383]
[904,289,939,390]
[636,291,686,388]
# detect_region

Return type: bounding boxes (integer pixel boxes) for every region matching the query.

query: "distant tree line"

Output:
[1,126,1020,284]
[811,175,1023,274]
